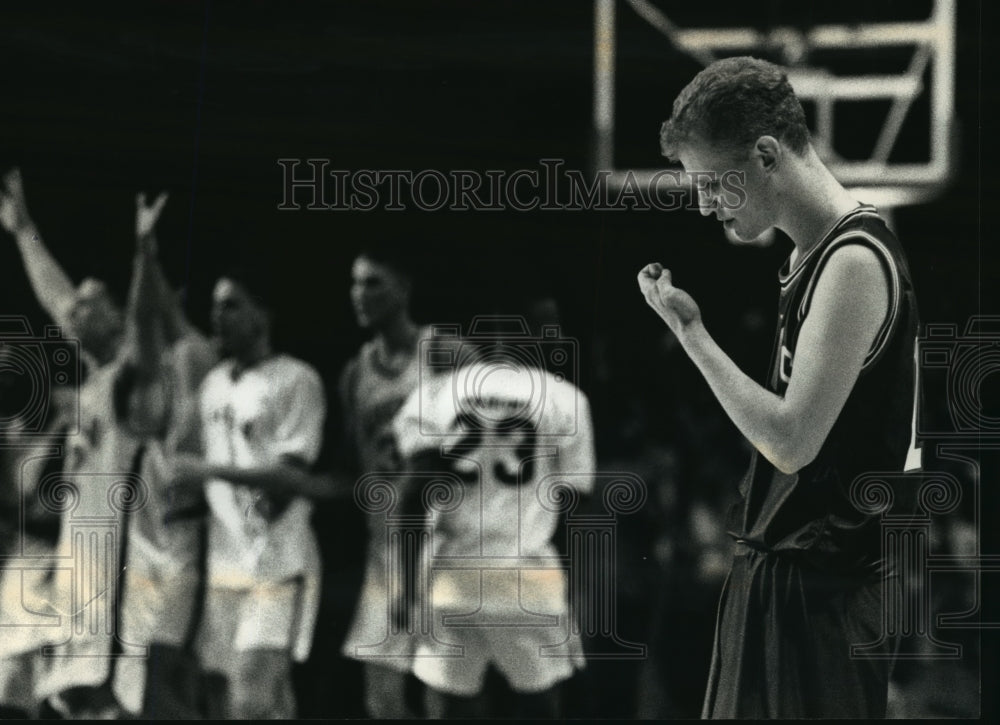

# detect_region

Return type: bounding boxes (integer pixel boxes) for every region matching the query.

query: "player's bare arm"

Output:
[129,190,172,338]
[135,191,208,348]
[118,192,172,436]
[126,192,169,355]
[132,191,217,396]
[0,168,77,329]
[639,245,889,474]
[167,453,341,501]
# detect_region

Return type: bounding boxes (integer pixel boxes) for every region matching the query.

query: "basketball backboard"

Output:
[593,0,957,211]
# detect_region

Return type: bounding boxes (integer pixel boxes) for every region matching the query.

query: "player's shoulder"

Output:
[825,207,901,259]
[801,242,891,330]
[817,219,903,299]
[84,350,138,406]
[822,241,887,278]
[201,358,234,386]
[806,208,901,299]
[542,374,590,433]
[541,367,587,404]
[195,360,234,406]
[269,353,324,389]
[170,331,218,366]
[842,205,893,235]
[340,339,384,385]
[406,365,453,415]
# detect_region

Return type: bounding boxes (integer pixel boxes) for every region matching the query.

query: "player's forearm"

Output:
[145,237,190,344]
[677,320,807,474]
[12,226,76,327]
[207,462,339,500]
[125,247,165,376]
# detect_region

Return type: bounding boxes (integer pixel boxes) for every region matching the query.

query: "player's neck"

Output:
[91,333,123,367]
[231,337,273,377]
[779,151,861,264]
[377,315,419,353]
[371,317,419,377]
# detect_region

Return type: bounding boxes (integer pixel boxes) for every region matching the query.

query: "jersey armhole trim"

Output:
[796,231,901,372]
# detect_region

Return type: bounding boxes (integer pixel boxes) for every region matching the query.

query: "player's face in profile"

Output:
[350,256,408,330]
[678,137,773,244]
[210,278,266,356]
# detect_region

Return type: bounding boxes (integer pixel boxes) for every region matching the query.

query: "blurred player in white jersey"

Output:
[109,195,219,718]
[392,309,596,719]
[1,172,214,717]
[0,356,68,719]
[339,242,431,718]
[168,267,333,718]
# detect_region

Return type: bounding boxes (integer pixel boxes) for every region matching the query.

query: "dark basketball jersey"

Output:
[730,205,921,576]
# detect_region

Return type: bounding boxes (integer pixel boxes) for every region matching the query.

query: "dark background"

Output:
[1,0,994,719]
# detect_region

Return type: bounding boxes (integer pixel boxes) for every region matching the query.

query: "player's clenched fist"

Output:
[637,262,702,334]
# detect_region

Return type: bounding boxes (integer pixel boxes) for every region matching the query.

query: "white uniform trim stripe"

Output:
[904,340,924,472]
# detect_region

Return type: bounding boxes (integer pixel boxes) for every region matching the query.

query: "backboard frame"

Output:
[593,0,957,210]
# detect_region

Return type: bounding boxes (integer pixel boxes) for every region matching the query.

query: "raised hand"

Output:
[637,262,702,335]
[135,191,169,251]
[0,168,34,236]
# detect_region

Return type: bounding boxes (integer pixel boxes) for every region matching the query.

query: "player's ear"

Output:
[753,136,780,174]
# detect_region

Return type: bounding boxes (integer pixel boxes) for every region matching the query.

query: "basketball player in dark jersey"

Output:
[638,57,920,718]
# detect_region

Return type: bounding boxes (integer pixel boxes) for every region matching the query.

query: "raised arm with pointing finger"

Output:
[1,169,125,374]
[0,169,79,333]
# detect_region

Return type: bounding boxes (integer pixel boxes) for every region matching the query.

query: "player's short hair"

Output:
[74,277,115,304]
[659,56,810,161]
[216,265,274,311]
[354,239,416,283]
[71,277,120,315]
